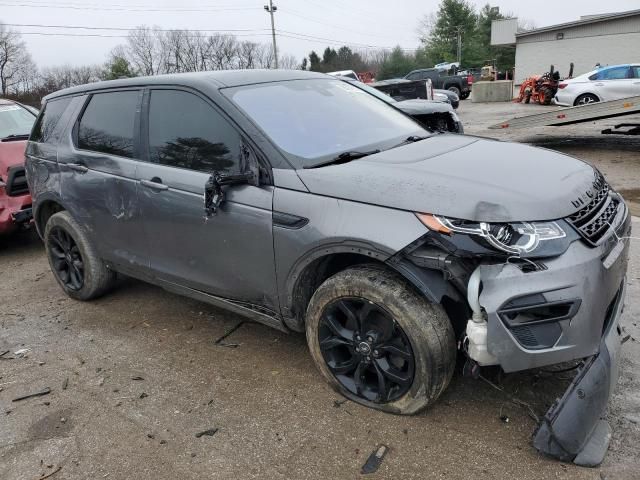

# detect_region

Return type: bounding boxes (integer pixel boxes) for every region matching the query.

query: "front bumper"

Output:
[532,282,625,466]
[479,207,630,372]
[0,192,33,234]
[477,206,630,465]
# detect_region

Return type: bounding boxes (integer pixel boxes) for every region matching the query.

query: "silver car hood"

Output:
[295,135,598,222]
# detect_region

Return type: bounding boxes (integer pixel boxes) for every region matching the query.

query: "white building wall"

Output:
[515,31,640,84]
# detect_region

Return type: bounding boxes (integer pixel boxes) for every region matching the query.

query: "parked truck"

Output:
[404,68,471,99]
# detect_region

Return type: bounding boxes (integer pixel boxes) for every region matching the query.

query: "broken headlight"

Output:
[416,213,572,258]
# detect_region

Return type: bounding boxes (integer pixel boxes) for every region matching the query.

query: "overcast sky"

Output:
[1,0,639,68]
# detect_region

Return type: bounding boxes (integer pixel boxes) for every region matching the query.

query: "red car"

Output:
[0,99,37,235]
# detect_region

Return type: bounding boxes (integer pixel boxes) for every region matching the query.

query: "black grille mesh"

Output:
[567,176,620,245]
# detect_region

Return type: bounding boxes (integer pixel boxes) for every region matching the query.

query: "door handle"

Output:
[594,83,604,86]
[140,179,169,191]
[67,163,88,173]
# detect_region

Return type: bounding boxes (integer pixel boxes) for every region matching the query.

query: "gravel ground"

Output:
[1,100,639,480]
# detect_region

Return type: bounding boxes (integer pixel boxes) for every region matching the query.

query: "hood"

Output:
[0,140,27,176]
[395,99,453,115]
[296,135,598,222]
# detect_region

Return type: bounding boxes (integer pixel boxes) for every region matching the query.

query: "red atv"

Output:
[0,99,37,235]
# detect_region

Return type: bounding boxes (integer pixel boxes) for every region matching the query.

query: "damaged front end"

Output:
[389,197,631,466]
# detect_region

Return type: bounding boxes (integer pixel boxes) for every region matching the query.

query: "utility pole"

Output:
[264,1,278,69]
[455,26,463,64]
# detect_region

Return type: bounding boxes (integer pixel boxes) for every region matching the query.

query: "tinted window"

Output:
[78,91,139,158]
[30,97,72,143]
[406,72,424,80]
[632,66,640,78]
[226,79,425,166]
[148,89,241,173]
[0,103,36,139]
[595,67,630,80]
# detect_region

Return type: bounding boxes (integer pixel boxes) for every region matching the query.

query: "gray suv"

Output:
[25,70,630,466]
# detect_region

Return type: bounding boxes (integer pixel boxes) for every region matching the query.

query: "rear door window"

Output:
[632,66,640,78]
[77,90,139,158]
[30,97,72,144]
[147,89,242,174]
[594,67,631,80]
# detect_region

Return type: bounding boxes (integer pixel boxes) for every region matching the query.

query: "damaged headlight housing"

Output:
[416,213,573,258]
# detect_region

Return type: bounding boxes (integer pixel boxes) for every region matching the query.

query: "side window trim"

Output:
[140,86,272,182]
[72,88,144,159]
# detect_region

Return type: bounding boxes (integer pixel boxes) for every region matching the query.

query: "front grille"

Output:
[5,166,29,197]
[567,178,620,246]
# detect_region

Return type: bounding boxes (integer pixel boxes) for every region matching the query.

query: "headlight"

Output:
[416,213,569,257]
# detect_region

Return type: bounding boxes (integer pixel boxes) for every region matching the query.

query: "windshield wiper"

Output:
[304,149,381,169]
[1,133,30,142]
[387,135,429,150]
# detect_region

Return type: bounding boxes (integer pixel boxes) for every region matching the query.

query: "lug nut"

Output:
[373,350,379,356]
[356,335,361,341]
[367,336,373,343]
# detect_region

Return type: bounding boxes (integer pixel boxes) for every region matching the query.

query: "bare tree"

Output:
[0,24,32,95]
[126,26,163,75]
[278,54,300,70]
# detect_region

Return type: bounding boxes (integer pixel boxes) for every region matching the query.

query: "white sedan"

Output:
[554,64,640,106]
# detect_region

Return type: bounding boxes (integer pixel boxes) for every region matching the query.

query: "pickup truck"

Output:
[404,68,471,99]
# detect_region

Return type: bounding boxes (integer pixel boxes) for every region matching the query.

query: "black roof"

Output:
[45,69,329,101]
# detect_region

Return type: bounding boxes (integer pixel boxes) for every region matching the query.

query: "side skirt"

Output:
[157,279,288,333]
[106,261,287,333]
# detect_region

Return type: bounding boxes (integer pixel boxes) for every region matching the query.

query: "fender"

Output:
[273,187,432,330]
[30,191,67,237]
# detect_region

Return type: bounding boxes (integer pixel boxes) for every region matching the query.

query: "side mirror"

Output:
[203,142,261,217]
[204,171,255,216]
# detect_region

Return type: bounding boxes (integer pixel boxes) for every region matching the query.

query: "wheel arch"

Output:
[34,193,67,238]
[282,246,464,335]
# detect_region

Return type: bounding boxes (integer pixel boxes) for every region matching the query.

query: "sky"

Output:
[1,0,639,68]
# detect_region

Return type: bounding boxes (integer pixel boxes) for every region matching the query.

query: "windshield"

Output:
[0,103,36,139]
[224,79,425,166]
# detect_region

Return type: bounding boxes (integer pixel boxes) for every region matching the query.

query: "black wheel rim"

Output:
[318,297,415,403]
[48,226,84,291]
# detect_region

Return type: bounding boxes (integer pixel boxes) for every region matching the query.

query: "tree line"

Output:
[0,23,300,106]
[307,1,520,80]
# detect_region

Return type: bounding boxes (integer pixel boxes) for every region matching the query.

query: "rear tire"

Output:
[305,265,456,415]
[447,86,461,97]
[44,211,116,301]
[574,93,599,106]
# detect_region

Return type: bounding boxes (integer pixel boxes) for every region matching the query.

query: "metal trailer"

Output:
[490,95,640,135]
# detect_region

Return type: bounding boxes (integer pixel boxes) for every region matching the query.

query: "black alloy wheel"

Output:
[318,296,415,403]
[47,226,84,291]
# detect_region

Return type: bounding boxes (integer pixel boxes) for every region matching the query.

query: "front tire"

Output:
[305,265,456,415]
[538,87,554,105]
[44,211,116,301]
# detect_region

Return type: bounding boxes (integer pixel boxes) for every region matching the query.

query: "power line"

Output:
[1,0,257,6]
[0,2,257,12]
[14,31,278,39]
[7,24,419,51]
[279,8,409,41]
[3,23,272,33]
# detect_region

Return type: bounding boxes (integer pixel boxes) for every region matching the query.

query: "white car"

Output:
[554,64,640,106]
